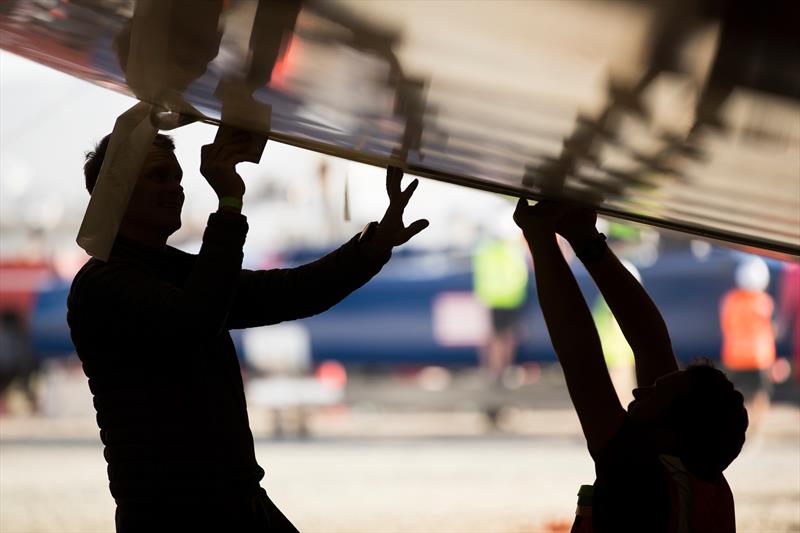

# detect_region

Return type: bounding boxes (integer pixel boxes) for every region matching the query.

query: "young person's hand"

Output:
[372,166,429,249]
[200,133,254,201]
[513,198,561,237]
[514,198,598,244]
[555,206,599,246]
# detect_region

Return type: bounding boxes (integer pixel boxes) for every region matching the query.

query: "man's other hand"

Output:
[200,133,255,200]
[373,166,429,249]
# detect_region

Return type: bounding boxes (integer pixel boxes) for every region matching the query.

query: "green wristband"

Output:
[219,196,243,211]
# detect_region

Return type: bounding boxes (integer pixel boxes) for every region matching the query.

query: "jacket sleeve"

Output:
[70,212,248,342]
[226,234,391,329]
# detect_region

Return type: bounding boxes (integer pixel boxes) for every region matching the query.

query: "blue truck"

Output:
[28,239,795,368]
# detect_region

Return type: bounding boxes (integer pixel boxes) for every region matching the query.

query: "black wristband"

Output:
[574,232,607,263]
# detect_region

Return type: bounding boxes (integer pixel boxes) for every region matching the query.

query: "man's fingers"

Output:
[219,138,256,158]
[397,218,429,245]
[402,178,419,203]
[204,138,253,165]
[513,198,530,223]
[391,165,404,181]
[397,179,419,209]
[386,165,403,198]
[531,199,564,221]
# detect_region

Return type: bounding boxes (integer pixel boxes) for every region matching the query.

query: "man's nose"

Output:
[163,184,184,203]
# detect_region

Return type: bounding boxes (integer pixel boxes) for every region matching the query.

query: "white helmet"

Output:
[735,256,770,291]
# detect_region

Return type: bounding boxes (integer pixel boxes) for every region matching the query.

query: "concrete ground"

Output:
[1,404,798,533]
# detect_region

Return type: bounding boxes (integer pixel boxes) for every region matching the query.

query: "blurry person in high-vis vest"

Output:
[473,229,530,385]
[591,260,641,407]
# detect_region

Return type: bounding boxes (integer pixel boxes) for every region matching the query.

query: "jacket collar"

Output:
[110,235,192,271]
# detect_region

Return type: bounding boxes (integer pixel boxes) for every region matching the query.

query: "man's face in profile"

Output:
[121,146,185,238]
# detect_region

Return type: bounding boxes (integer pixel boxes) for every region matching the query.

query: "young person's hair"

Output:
[83,134,175,194]
[672,359,748,480]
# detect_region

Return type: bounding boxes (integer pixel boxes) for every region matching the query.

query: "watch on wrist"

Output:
[358,221,379,244]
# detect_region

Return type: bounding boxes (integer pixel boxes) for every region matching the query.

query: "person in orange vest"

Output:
[720,256,776,436]
[513,199,747,533]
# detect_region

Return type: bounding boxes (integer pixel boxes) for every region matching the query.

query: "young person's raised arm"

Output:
[556,211,678,387]
[514,200,625,455]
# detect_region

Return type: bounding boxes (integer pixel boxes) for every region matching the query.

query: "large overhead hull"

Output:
[1,0,798,257]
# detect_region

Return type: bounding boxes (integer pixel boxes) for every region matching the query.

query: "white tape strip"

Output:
[76,102,159,261]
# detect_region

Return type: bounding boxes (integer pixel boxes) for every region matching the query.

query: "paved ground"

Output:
[1,405,799,533]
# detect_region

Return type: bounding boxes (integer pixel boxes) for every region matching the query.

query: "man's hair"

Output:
[671,359,749,480]
[83,133,175,194]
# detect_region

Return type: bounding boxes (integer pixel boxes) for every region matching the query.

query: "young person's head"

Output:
[628,360,748,480]
[84,134,183,245]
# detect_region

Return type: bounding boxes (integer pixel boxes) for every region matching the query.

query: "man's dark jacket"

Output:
[67,212,389,502]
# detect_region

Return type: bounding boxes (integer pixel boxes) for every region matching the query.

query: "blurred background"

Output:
[1,8,799,532]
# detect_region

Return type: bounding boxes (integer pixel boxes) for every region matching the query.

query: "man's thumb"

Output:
[398,219,430,244]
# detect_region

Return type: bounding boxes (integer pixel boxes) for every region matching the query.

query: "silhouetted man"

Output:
[67,132,428,532]
[513,199,747,533]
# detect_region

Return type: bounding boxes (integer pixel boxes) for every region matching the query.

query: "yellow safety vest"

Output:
[473,240,529,310]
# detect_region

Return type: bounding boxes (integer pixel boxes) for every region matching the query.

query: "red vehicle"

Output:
[0,259,55,323]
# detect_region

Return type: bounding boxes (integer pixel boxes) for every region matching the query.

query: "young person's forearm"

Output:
[582,245,678,386]
[527,230,604,373]
[526,229,624,451]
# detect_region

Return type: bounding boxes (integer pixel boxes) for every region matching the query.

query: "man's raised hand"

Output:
[200,132,259,201]
[373,166,429,249]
